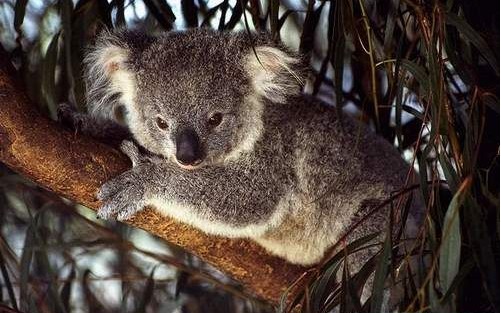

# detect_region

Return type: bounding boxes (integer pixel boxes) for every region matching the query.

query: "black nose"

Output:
[175,128,203,165]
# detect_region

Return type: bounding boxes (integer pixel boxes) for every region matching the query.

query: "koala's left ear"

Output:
[245,46,305,103]
[84,29,152,121]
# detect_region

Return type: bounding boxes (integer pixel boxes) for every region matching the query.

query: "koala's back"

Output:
[279,96,409,203]
[256,95,420,265]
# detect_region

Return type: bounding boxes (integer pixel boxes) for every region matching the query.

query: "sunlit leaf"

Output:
[439,178,470,300]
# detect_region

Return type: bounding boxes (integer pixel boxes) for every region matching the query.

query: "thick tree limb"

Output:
[0,52,308,304]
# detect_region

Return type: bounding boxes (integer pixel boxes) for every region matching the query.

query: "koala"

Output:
[60,28,422,268]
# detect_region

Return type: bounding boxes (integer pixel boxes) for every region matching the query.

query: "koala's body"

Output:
[70,28,421,266]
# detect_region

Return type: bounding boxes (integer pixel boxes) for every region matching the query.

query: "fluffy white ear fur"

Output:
[84,34,137,121]
[245,46,304,103]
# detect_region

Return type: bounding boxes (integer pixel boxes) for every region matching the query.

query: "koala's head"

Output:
[84,28,304,169]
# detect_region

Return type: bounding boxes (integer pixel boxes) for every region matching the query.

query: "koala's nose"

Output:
[175,128,203,166]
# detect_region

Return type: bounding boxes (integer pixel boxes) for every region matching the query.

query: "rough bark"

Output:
[0,51,308,305]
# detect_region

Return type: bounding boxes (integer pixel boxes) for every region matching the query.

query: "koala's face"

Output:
[132,73,250,169]
[85,28,302,169]
[123,31,262,169]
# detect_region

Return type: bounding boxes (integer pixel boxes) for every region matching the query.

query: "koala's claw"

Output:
[97,199,142,221]
[96,168,147,220]
[98,168,141,199]
[57,102,76,116]
[120,140,142,166]
[57,103,81,130]
[97,190,145,221]
[96,182,120,201]
[96,204,115,219]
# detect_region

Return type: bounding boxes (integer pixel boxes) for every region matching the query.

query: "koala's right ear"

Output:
[84,29,151,121]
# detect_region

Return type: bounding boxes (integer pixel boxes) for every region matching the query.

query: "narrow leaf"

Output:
[13,0,28,35]
[439,178,471,295]
[400,60,429,95]
[269,0,279,39]
[446,13,499,76]
[370,234,391,313]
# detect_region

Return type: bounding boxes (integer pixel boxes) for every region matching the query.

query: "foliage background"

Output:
[0,0,499,312]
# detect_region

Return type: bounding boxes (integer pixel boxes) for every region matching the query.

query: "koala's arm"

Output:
[58,103,131,146]
[97,141,288,237]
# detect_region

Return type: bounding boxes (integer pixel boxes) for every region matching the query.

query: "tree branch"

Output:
[0,50,308,305]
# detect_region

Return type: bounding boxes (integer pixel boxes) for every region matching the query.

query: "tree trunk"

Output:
[0,50,309,305]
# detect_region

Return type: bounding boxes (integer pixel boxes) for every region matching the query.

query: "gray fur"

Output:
[78,28,421,269]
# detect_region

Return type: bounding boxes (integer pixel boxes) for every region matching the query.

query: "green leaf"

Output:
[400,59,429,95]
[143,0,175,30]
[418,144,433,207]
[444,27,473,86]
[41,32,60,119]
[269,0,279,40]
[383,0,398,54]
[114,0,126,26]
[155,0,176,23]
[224,0,246,30]
[428,279,451,313]
[322,232,380,270]
[135,268,156,313]
[181,0,198,27]
[333,35,346,118]
[370,234,391,313]
[60,0,77,108]
[201,3,223,27]
[217,0,229,31]
[299,0,326,54]
[438,152,459,193]
[278,274,306,313]
[13,0,28,35]
[311,260,343,312]
[482,93,500,114]
[441,257,475,303]
[0,250,18,310]
[402,104,424,120]
[439,179,470,297]
[277,9,294,31]
[82,269,107,312]
[340,258,363,313]
[446,13,499,76]
[395,78,404,149]
[463,195,499,310]
[60,266,75,311]
[19,223,35,310]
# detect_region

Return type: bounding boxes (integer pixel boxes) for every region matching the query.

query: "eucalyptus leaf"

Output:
[370,234,391,313]
[438,180,467,298]
[446,13,499,76]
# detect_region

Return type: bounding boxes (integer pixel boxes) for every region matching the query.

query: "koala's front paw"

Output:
[97,168,148,221]
[57,103,82,130]
[120,140,142,167]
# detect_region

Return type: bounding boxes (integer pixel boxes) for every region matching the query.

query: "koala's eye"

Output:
[156,117,169,130]
[208,112,223,127]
